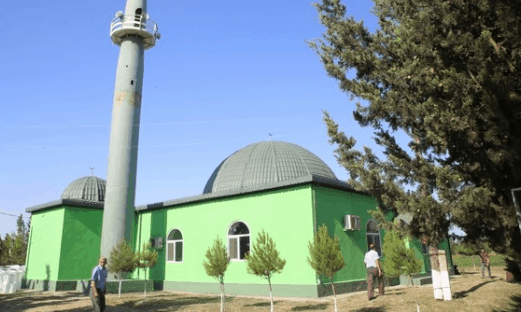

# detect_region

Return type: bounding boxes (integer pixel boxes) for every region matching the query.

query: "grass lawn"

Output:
[453,254,505,269]
[1,266,519,311]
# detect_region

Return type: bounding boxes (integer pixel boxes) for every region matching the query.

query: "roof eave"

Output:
[136,174,371,212]
[25,198,104,213]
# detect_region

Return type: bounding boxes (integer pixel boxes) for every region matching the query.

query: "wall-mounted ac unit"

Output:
[344,214,361,231]
[150,237,163,249]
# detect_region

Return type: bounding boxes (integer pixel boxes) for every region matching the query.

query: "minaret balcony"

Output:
[110,13,160,50]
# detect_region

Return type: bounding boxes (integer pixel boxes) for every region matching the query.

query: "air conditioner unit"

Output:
[344,214,361,231]
[150,237,163,249]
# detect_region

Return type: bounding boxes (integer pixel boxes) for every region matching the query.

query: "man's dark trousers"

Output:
[90,287,106,312]
[367,267,385,299]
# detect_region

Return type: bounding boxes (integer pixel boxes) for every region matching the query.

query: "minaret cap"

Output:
[110,10,160,49]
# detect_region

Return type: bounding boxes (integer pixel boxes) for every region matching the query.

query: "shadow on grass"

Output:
[243,300,281,307]
[291,303,329,311]
[122,295,223,310]
[0,291,86,311]
[351,307,385,312]
[453,280,494,299]
[492,294,521,312]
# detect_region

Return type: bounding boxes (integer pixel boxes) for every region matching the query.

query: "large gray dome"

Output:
[203,141,337,194]
[61,176,106,202]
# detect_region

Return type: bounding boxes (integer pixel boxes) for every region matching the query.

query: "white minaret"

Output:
[100,0,160,260]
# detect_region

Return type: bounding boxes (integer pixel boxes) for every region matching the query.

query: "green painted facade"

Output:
[25,208,65,281]
[25,205,103,290]
[24,182,454,297]
[313,185,379,284]
[133,185,317,288]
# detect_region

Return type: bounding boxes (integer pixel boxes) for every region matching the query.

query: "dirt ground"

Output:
[1,267,520,312]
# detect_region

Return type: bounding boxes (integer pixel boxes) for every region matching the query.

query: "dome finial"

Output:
[90,167,95,176]
[268,133,273,141]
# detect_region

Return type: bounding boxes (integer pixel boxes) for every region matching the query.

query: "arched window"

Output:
[366,220,382,256]
[167,229,183,263]
[228,221,250,260]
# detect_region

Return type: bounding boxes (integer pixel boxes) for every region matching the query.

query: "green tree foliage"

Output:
[1,215,30,265]
[109,239,137,274]
[309,0,521,277]
[245,230,286,312]
[136,242,158,298]
[108,238,137,297]
[307,225,345,312]
[202,236,230,312]
[451,240,491,256]
[381,230,423,285]
[1,234,13,265]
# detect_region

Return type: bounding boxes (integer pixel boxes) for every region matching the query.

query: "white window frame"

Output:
[366,219,382,256]
[166,228,183,263]
[227,221,250,262]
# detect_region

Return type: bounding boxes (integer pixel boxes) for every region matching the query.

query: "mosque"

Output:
[21,0,453,298]
[22,140,453,297]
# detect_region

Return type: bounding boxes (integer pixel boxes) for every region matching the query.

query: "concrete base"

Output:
[160,277,400,298]
[21,277,403,298]
[22,279,153,295]
[399,273,433,286]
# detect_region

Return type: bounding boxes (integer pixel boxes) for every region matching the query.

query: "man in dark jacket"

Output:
[479,249,492,278]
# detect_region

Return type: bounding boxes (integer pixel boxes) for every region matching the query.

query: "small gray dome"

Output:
[62,176,106,202]
[203,141,337,194]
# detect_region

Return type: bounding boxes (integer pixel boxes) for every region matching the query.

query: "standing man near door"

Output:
[364,244,384,300]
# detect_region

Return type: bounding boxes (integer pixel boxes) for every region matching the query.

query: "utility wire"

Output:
[0,132,315,149]
[0,211,30,219]
[0,115,315,128]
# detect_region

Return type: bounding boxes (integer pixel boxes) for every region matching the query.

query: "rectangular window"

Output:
[422,244,428,254]
[229,238,238,259]
[167,242,174,261]
[175,242,183,262]
[239,236,250,259]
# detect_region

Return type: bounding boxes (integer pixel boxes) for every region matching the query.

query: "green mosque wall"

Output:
[25,206,103,282]
[25,208,65,281]
[58,207,103,280]
[313,186,378,284]
[134,185,317,286]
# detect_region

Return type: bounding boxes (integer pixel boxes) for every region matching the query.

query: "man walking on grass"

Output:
[364,243,384,300]
[90,256,108,312]
[479,249,492,278]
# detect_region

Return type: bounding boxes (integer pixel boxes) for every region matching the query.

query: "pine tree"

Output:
[3,234,13,265]
[108,239,137,297]
[309,0,521,279]
[0,233,4,265]
[136,242,158,298]
[202,236,230,312]
[381,230,423,286]
[307,225,345,312]
[245,230,286,312]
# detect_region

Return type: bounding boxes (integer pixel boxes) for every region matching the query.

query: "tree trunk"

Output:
[144,268,147,298]
[429,247,452,300]
[268,277,274,312]
[220,282,224,312]
[118,272,122,298]
[331,281,338,312]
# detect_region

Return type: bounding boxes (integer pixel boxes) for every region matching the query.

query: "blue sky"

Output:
[0,0,403,237]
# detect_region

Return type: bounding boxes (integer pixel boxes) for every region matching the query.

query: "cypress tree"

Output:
[310,0,521,279]
[202,236,230,312]
[136,242,158,298]
[381,230,423,286]
[108,239,137,297]
[307,225,345,312]
[245,230,286,312]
